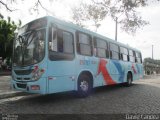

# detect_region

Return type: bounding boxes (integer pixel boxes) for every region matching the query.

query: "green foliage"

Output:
[0,15,21,62]
[144,58,160,65]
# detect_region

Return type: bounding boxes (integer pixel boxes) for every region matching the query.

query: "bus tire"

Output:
[77,74,92,98]
[125,72,133,87]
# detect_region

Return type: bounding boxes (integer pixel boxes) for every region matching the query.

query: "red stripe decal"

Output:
[97,59,116,85]
[132,64,137,74]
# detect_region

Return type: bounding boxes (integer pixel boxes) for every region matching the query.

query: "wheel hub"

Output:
[80,80,89,92]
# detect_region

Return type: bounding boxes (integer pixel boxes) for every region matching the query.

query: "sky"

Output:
[1,0,160,60]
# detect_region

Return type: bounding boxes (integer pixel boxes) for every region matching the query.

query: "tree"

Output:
[72,0,159,34]
[0,0,159,35]
[0,0,18,12]
[0,0,57,15]
[72,2,106,31]
[0,15,21,63]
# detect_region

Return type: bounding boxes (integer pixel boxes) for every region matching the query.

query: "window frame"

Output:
[76,31,92,56]
[120,46,129,61]
[57,29,74,54]
[48,26,75,61]
[93,37,109,58]
[128,49,136,63]
[135,51,142,63]
[109,43,120,60]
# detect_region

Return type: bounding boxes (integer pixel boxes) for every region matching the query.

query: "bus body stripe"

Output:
[112,61,125,82]
[97,59,116,85]
[132,64,137,74]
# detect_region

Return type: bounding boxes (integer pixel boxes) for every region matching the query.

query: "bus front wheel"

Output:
[77,74,92,97]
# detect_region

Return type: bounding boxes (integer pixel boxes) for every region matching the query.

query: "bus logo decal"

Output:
[97,59,116,85]
[80,60,96,65]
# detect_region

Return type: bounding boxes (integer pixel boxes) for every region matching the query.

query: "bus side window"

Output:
[140,53,142,63]
[110,43,119,60]
[49,28,74,61]
[93,38,109,58]
[57,29,63,52]
[120,47,128,61]
[77,32,92,56]
[56,29,74,54]
[49,26,57,51]
[129,50,135,62]
[135,52,142,63]
[135,51,138,63]
[62,31,74,54]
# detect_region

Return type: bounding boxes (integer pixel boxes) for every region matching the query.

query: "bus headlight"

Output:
[32,68,45,81]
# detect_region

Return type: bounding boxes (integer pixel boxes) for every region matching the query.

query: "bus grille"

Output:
[16,77,31,81]
[14,69,33,75]
[17,83,27,89]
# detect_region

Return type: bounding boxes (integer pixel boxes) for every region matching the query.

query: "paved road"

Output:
[0,75,160,115]
[0,76,11,93]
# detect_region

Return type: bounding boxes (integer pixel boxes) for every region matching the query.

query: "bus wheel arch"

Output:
[77,71,93,97]
[125,71,133,87]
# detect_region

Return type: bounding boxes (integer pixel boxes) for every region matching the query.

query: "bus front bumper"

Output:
[11,78,47,94]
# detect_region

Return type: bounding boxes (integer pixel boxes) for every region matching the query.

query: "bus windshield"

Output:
[13,29,45,66]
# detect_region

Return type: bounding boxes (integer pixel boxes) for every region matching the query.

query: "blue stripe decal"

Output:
[112,61,125,82]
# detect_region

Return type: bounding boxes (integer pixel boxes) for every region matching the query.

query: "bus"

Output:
[11,16,143,97]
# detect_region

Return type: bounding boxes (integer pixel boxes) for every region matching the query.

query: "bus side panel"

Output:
[27,77,47,94]
[97,59,119,86]
[75,57,125,88]
[139,63,144,79]
[106,59,129,84]
[114,60,128,83]
[93,58,119,87]
[47,60,76,94]
[132,63,144,81]
[75,55,102,89]
[109,60,121,83]
[46,23,77,94]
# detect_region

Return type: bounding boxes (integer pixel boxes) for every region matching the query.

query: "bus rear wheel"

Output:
[125,73,133,87]
[77,74,92,98]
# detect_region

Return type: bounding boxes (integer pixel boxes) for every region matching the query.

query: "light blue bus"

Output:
[11,16,143,97]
